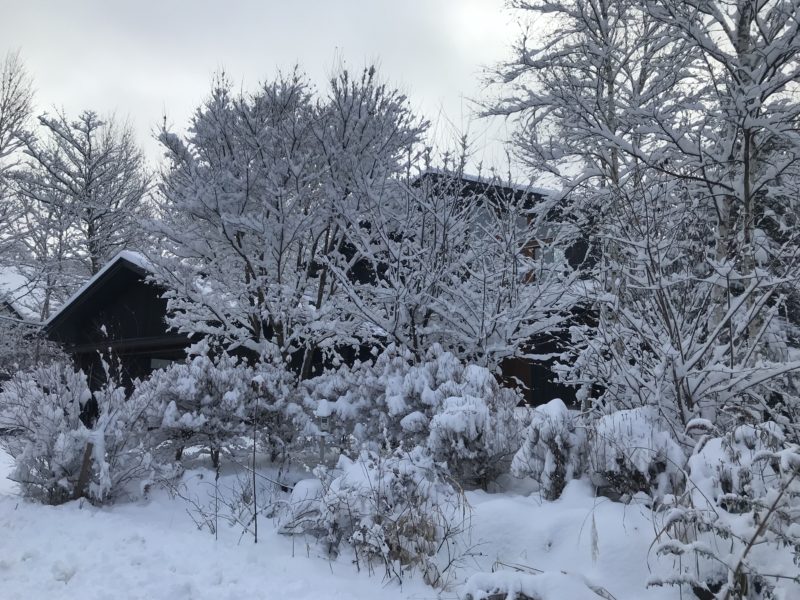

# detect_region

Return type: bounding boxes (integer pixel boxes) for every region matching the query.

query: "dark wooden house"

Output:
[415,170,589,407]
[44,251,190,389]
[45,172,588,406]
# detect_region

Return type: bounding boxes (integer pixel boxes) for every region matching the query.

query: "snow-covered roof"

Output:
[43,250,152,328]
[0,266,43,322]
[417,168,557,198]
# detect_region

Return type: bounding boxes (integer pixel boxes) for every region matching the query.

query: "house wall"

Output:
[46,261,190,392]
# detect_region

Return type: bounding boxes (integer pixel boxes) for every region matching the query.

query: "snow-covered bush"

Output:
[302,344,523,487]
[300,344,416,453]
[0,322,65,381]
[464,571,615,600]
[0,361,154,504]
[689,422,787,513]
[427,364,521,486]
[138,350,304,467]
[250,359,305,462]
[588,407,685,500]
[0,363,91,504]
[652,422,800,599]
[280,445,468,586]
[511,398,586,500]
[137,350,257,467]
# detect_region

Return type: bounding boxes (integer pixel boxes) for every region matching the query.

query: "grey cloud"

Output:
[1,0,517,172]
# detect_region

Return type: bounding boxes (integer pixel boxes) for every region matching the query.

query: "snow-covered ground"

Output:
[0,451,430,600]
[465,482,672,599]
[0,449,678,600]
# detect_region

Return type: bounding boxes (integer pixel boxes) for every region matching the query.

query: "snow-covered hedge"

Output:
[301,344,523,487]
[0,362,154,504]
[511,398,586,500]
[281,446,467,586]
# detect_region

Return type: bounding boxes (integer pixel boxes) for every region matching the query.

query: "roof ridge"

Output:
[43,250,152,329]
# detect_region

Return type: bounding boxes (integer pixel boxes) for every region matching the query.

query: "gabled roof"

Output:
[43,250,153,333]
[416,168,556,199]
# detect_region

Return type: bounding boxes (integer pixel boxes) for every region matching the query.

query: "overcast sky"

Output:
[1,0,524,174]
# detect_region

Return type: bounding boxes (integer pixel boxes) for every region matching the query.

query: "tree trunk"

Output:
[74,441,94,500]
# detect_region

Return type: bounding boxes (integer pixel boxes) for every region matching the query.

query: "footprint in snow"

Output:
[51,560,77,583]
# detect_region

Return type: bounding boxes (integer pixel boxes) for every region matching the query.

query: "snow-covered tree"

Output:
[10,188,81,319]
[493,0,800,433]
[329,162,578,371]
[153,64,575,386]
[151,67,424,369]
[0,50,33,265]
[493,0,800,595]
[15,110,150,276]
[0,50,32,187]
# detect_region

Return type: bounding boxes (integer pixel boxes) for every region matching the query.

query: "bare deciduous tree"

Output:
[0,50,34,262]
[0,50,33,177]
[16,110,150,275]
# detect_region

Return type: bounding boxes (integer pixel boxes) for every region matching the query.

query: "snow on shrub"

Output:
[688,422,786,512]
[280,445,468,586]
[138,349,256,466]
[651,423,800,598]
[299,344,415,451]
[0,361,154,504]
[250,358,305,462]
[137,349,305,466]
[511,398,586,500]
[589,406,685,500]
[428,365,521,486]
[464,570,611,600]
[302,344,523,487]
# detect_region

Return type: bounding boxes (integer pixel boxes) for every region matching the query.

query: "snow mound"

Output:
[464,571,600,600]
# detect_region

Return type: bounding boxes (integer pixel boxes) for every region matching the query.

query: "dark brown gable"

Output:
[44,253,189,388]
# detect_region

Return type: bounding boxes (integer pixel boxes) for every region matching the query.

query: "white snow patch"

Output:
[0,447,677,600]
[0,266,43,321]
[0,448,428,600]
